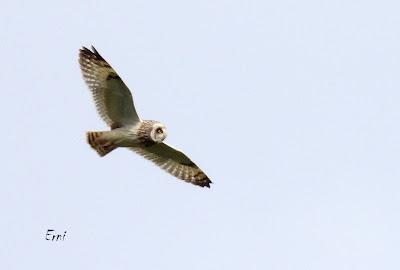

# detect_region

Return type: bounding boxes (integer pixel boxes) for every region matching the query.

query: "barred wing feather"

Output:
[79,46,140,128]
[130,143,211,188]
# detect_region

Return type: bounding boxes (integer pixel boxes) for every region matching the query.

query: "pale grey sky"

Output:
[1,0,400,269]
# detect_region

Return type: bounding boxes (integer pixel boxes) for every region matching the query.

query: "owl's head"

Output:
[150,122,167,143]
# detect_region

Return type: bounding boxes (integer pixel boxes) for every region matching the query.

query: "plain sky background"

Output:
[1,0,400,269]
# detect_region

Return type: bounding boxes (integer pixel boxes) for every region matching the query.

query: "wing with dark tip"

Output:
[79,46,140,127]
[130,143,212,188]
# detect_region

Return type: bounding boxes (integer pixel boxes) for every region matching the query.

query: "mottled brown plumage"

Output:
[79,46,212,188]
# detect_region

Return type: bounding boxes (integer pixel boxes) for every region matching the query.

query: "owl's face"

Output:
[150,122,167,143]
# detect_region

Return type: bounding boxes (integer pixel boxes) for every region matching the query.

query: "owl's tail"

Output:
[86,131,117,157]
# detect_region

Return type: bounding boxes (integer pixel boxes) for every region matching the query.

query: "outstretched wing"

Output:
[130,143,212,188]
[79,46,140,128]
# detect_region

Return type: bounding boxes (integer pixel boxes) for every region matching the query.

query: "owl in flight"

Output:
[79,46,211,188]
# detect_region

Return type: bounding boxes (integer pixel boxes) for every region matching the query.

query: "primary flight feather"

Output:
[79,46,211,188]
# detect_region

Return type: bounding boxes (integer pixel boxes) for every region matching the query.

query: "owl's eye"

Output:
[156,128,163,134]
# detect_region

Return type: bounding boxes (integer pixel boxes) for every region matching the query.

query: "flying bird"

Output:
[79,46,211,188]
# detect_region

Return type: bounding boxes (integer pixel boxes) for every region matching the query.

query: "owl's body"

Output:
[87,120,166,154]
[79,46,211,187]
